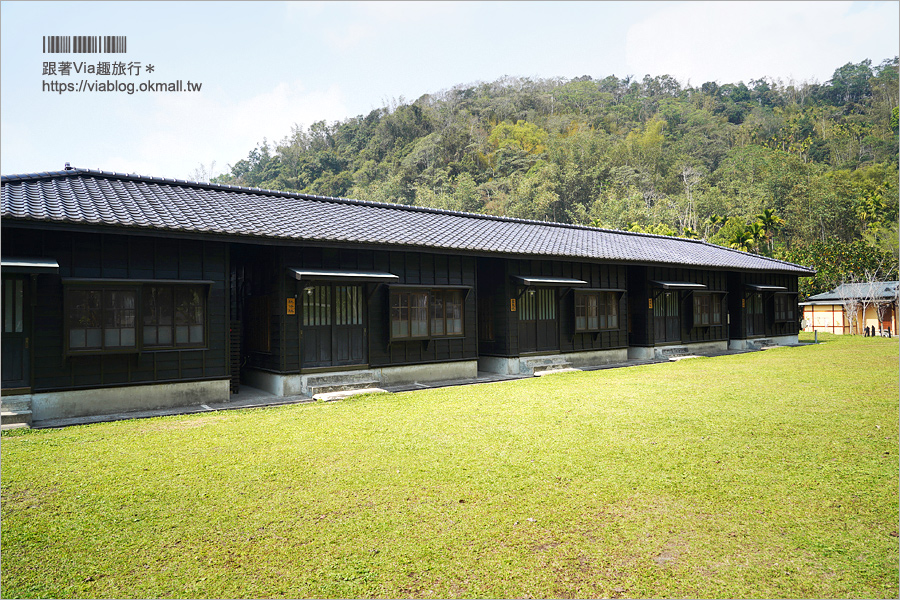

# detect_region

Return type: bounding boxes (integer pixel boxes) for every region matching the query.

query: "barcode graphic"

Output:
[43,35,126,54]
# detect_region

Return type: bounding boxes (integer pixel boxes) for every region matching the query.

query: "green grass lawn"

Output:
[2,333,897,599]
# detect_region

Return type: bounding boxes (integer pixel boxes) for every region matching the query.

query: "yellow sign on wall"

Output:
[286,297,296,315]
[510,298,516,312]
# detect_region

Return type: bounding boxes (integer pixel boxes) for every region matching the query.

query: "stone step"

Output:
[655,346,690,359]
[523,356,570,368]
[1,397,32,412]
[1,410,32,429]
[304,370,378,388]
[668,355,701,362]
[314,387,388,402]
[534,367,580,377]
[307,379,381,397]
[521,356,576,376]
[1,422,29,431]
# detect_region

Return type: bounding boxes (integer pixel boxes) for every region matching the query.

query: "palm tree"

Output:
[703,214,725,240]
[728,227,755,252]
[747,222,766,253]
[755,208,785,253]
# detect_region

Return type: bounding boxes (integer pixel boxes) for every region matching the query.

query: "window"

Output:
[67,288,136,351]
[390,288,465,340]
[65,282,207,354]
[519,287,556,322]
[692,293,722,327]
[574,291,619,331]
[3,278,24,334]
[143,285,206,348]
[774,294,796,322]
[431,290,463,336]
[335,285,363,326]
[694,293,722,327]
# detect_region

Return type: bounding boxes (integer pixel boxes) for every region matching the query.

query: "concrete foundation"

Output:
[728,335,799,351]
[478,348,628,375]
[31,379,230,422]
[627,340,729,360]
[243,360,479,397]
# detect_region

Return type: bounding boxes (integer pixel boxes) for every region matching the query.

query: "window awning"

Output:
[746,284,788,292]
[651,281,707,290]
[287,268,399,283]
[513,275,588,287]
[1,257,59,273]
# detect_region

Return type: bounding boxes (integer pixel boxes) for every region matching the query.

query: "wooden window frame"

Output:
[63,280,209,355]
[692,292,724,328]
[143,284,208,350]
[65,284,138,355]
[574,290,620,332]
[390,287,466,341]
[774,293,797,323]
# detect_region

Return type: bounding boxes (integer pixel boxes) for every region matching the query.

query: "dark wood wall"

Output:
[2,227,229,392]
[478,257,628,357]
[729,271,801,339]
[274,246,478,372]
[628,265,730,347]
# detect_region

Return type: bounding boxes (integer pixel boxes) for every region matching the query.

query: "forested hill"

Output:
[212,57,899,290]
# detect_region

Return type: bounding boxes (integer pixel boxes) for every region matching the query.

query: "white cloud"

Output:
[625,1,899,85]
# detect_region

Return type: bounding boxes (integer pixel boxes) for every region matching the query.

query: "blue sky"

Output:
[1,1,897,180]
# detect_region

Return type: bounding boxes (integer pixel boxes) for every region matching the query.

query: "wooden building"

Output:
[800,282,898,335]
[1,168,814,422]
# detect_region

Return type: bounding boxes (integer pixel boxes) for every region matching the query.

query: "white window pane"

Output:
[176,325,189,344]
[159,326,172,345]
[4,283,12,333]
[86,329,102,348]
[189,325,203,343]
[121,328,135,347]
[143,326,157,345]
[70,328,86,348]
[15,280,23,333]
[105,328,120,347]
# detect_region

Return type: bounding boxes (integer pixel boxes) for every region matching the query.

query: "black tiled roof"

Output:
[803,281,899,303]
[1,169,815,275]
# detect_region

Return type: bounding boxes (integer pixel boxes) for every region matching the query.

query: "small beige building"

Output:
[800,281,899,335]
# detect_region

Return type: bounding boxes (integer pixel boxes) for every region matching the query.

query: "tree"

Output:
[837,281,863,335]
[755,208,785,253]
[729,228,756,253]
[189,160,217,183]
[777,239,899,300]
[453,172,482,213]
[703,214,726,240]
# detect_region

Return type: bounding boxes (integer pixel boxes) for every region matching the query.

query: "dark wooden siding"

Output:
[479,257,628,357]
[370,251,476,368]
[730,272,801,339]
[2,227,229,392]
[629,266,729,346]
[275,247,478,371]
